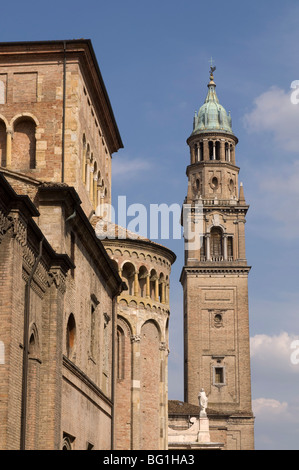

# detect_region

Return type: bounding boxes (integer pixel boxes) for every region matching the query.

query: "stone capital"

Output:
[131,334,141,344]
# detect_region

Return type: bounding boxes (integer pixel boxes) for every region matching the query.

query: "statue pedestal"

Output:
[197,416,211,443]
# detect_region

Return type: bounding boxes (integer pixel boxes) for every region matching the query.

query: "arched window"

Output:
[110,258,119,274]
[138,266,148,297]
[82,134,87,183]
[29,332,38,358]
[66,314,76,360]
[93,161,98,209]
[225,142,229,161]
[122,262,135,296]
[199,141,203,161]
[159,273,165,303]
[227,236,233,260]
[62,435,73,450]
[209,141,214,160]
[86,144,90,190]
[194,143,198,162]
[150,269,158,301]
[13,118,36,170]
[0,120,6,167]
[229,144,233,163]
[89,153,94,198]
[210,227,223,259]
[117,326,125,380]
[27,327,40,449]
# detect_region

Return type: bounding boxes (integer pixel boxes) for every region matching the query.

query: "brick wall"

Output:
[140,321,160,450]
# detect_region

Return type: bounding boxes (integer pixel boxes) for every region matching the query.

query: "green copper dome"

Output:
[192,68,233,136]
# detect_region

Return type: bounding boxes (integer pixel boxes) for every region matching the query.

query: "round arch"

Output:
[10,112,39,129]
[0,114,9,128]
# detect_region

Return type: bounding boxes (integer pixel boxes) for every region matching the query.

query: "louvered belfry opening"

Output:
[210,227,223,259]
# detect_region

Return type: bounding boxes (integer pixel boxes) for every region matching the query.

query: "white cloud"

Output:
[243,86,299,152]
[251,332,299,450]
[242,86,299,239]
[250,332,299,376]
[253,398,288,417]
[245,158,299,240]
[112,155,151,182]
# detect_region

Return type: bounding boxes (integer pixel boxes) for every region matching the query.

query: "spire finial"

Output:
[209,56,216,80]
[208,57,216,86]
[208,57,216,87]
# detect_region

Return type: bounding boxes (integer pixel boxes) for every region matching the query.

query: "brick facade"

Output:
[0,40,124,450]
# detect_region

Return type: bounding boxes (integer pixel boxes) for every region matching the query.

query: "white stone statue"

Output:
[198,388,208,417]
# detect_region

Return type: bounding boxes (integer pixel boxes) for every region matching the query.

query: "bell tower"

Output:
[180,65,254,449]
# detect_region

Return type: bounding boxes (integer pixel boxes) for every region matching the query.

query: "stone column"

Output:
[6,129,12,167]
[146,275,150,298]
[213,142,216,160]
[223,234,228,261]
[220,140,225,161]
[93,174,98,211]
[231,145,235,165]
[86,162,90,192]
[203,139,209,161]
[191,145,195,165]
[206,234,211,261]
[155,279,159,302]
[100,194,105,217]
[96,187,101,216]
[161,282,165,304]
[89,167,94,199]
[134,272,139,297]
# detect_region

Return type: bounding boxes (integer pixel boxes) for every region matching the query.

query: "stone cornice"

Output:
[186,161,240,174]
[102,237,176,266]
[180,264,251,283]
[186,131,238,145]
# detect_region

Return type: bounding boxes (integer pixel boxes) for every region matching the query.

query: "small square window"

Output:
[213,366,225,385]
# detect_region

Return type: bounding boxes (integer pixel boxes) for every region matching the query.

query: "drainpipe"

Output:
[111,281,126,450]
[111,294,117,450]
[20,238,43,450]
[61,41,66,183]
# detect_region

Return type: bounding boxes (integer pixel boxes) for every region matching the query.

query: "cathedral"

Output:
[0,39,254,450]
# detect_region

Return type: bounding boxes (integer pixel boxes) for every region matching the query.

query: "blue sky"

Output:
[3,0,299,450]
